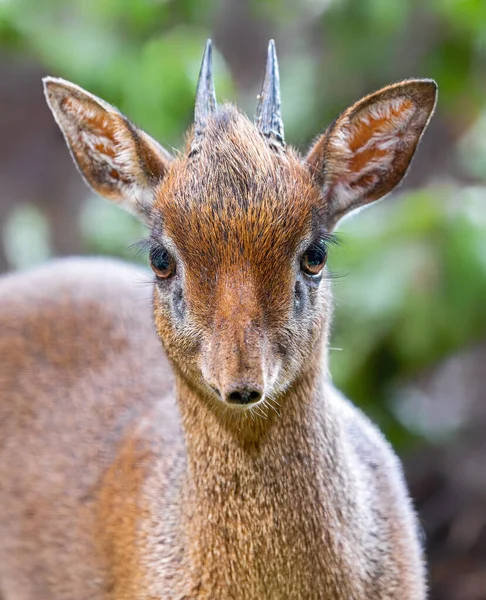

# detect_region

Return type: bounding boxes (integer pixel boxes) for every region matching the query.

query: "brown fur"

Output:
[0,74,437,599]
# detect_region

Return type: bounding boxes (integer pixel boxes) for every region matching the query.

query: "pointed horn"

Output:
[255,40,285,146]
[193,39,217,147]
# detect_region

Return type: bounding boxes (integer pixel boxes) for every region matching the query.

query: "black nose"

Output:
[226,388,262,405]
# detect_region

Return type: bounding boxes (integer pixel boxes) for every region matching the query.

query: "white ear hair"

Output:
[306,79,437,230]
[43,77,173,223]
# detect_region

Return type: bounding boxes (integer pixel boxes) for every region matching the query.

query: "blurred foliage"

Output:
[1,0,486,451]
[329,186,486,448]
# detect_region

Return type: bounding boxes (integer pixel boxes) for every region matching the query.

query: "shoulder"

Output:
[327,384,426,587]
[327,384,402,477]
[326,383,421,532]
[319,384,408,532]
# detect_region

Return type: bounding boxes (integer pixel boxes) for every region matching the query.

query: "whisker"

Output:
[262,401,272,419]
[254,404,268,420]
[266,397,281,418]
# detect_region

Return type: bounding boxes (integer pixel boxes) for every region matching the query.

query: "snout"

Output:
[205,349,266,407]
[202,321,268,407]
[201,271,272,408]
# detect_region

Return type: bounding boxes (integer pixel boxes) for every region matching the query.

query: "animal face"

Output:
[149,108,334,407]
[44,40,437,411]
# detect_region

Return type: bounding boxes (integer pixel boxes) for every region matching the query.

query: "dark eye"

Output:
[150,246,176,279]
[301,241,328,276]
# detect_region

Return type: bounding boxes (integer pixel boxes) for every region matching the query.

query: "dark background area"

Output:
[1,0,486,597]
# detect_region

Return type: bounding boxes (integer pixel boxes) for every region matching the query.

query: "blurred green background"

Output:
[1,0,486,597]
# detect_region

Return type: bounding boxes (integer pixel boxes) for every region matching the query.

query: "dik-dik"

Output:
[0,41,437,599]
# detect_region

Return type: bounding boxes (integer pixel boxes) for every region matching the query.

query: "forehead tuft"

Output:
[196,106,283,182]
[153,106,319,257]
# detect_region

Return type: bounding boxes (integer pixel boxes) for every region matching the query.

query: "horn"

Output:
[255,40,285,146]
[192,39,217,148]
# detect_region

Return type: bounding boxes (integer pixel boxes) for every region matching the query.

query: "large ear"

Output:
[43,77,173,223]
[306,79,437,230]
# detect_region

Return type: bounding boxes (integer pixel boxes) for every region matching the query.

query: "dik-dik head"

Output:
[44,41,436,412]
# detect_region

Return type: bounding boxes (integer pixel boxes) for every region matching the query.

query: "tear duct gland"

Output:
[0,40,437,599]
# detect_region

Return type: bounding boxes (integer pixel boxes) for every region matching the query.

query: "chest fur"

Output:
[145,449,369,599]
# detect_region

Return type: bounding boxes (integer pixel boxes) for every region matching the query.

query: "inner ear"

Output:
[306,79,437,229]
[44,77,173,223]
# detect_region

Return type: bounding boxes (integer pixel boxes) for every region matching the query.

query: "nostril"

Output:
[228,391,242,403]
[227,388,262,405]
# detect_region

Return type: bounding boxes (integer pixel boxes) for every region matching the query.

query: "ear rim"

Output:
[42,76,174,223]
[306,78,438,230]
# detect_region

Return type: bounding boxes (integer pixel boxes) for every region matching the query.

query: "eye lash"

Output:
[314,231,342,250]
[129,235,166,260]
[150,245,170,264]
[134,233,342,264]
[129,237,151,258]
[305,233,345,282]
[317,233,346,282]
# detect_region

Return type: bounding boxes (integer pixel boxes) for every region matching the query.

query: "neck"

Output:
[173,351,361,598]
[178,355,329,461]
